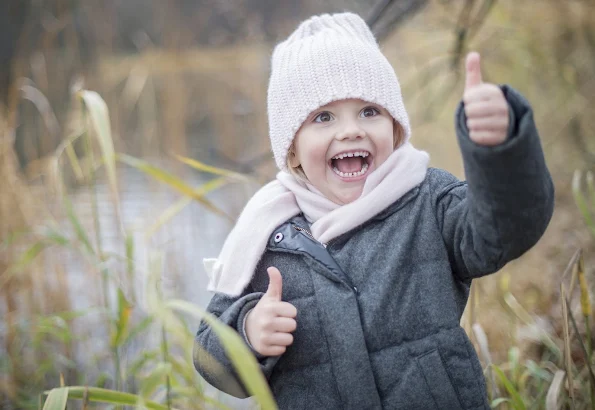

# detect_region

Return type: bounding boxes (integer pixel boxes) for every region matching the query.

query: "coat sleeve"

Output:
[193,282,281,398]
[433,85,555,280]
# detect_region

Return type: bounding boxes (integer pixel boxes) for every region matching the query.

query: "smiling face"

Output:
[288,99,396,205]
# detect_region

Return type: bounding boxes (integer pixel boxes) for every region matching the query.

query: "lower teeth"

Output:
[333,163,369,178]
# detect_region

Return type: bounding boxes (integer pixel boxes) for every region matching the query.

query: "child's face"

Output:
[290,99,395,204]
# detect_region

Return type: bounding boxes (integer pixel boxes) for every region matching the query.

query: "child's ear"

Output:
[288,150,300,168]
[393,121,404,149]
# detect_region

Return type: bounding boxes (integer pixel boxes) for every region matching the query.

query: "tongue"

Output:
[334,157,363,173]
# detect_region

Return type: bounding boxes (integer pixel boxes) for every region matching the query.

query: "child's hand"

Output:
[463,52,509,146]
[245,267,297,356]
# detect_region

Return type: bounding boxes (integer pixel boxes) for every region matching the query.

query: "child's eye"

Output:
[361,107,380,118]
[314,112,333,123]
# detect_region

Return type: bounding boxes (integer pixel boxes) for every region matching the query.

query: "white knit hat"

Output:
[267,12,411,170]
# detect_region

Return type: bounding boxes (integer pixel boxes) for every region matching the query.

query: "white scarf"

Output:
[204,142,429,296]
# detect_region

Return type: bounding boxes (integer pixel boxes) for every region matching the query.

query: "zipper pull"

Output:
[293,225,327,248]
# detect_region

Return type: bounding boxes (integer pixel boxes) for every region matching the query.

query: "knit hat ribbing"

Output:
[267,12,411,170]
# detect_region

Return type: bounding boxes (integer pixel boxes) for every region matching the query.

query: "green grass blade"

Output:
[491,364,527,410]
[63,195,95,255]
[166,299,278,410]
[43,228,70,246]
[2,241,48,288]
[44,386,175,409]
[122,316,154,346]
[573,170,595,237]
[128,350,159,377]
[174,154,251,181]
[146,197,193,238]
[140,362,172,397]
[111,288,133,348]
[560,285,576,407]
[12,241,48,271]
[42,387,69,410]
[59,387,169,409]
[118,154,231,220]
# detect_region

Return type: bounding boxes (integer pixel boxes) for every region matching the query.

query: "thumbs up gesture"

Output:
[463,52,509,146]
[245,267,298,356]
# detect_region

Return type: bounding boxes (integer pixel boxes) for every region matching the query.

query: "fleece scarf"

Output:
[203,142,429,296]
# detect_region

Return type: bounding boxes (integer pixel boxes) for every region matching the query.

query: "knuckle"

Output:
[289,304,298,316]
[260,333,272,346]
[263,303,277,315]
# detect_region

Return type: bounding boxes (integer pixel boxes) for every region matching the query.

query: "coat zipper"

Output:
[292,225,358,293]
[293,225,327,248]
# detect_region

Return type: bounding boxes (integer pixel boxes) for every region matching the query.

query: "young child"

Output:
[194,12,554,410]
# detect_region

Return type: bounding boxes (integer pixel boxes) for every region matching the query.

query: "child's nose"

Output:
[335,121,365,141]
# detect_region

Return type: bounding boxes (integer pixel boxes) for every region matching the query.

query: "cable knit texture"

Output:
[268,12,411,170]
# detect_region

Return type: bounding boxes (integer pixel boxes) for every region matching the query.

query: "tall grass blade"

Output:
[546,370,565,410]
[125,232,135,302]
[503,291,561,360]
[560,285,576,407]
[117,154,231,220]
[44,386,175,409]
[577,248,595,407]
[65,143,84,183]
[43,228,70,246]
[564,249,581,296]
[77,90,122,229]
[509,347,521,388]
[573,170,595,237]
[563,292,595,395]
[111,289,133,348]
[577,251,591,316]
[472,323,500,398]
[146,176,228,238]
[146,197,192,239]
[174,154,251,182]
[166,299,278,410]
[491,364,527,410]
[7,241,47,272]
[122,316,153,346]
[63,195,94,255]
[139,362,172,397]
[491,397,511,408]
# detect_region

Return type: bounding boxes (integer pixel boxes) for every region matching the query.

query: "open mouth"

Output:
[329,150,372,179]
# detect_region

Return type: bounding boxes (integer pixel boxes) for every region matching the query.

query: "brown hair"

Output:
[286,120,405,181]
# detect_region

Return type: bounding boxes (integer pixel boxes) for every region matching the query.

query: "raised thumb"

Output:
[265,266,283,301]
[465,51,483,90]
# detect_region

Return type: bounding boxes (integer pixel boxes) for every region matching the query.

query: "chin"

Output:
[332,186,364,205]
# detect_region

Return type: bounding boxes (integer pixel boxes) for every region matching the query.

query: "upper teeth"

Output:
[332,151,369,160]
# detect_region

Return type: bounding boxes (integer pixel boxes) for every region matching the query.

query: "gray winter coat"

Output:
[193,86,555,409]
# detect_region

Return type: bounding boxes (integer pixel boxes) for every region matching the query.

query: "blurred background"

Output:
[1,0,595,408]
